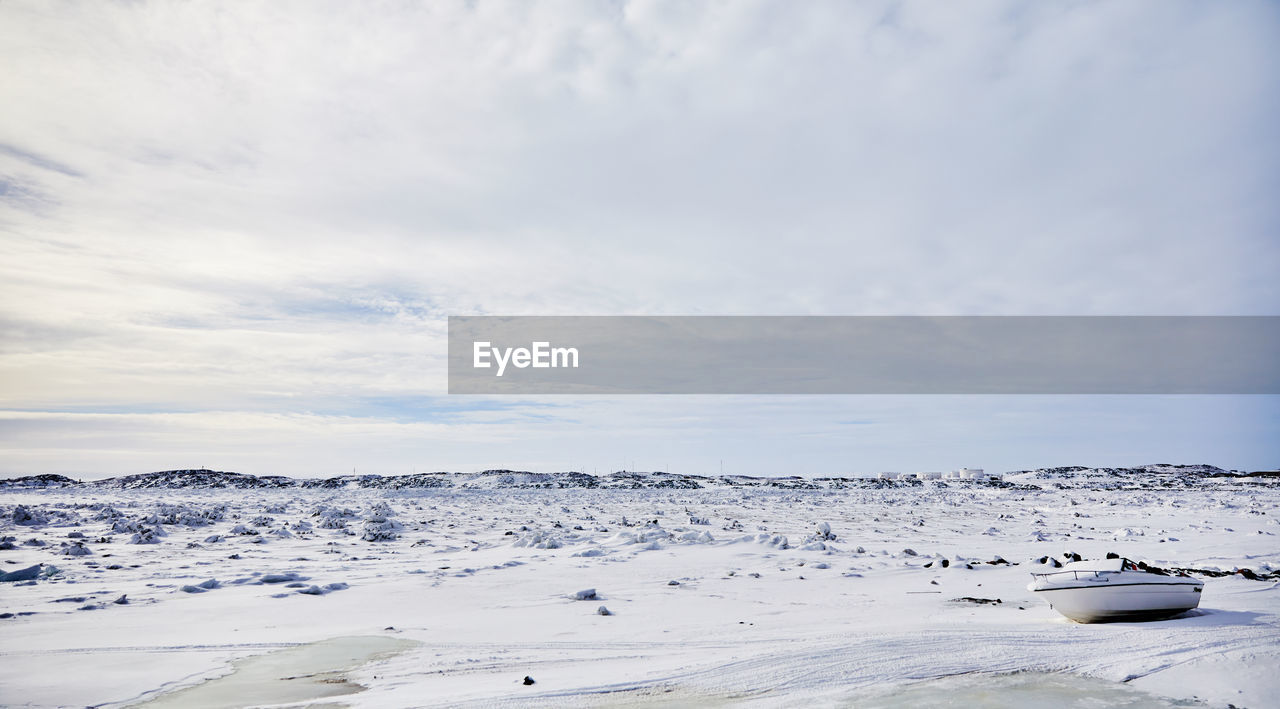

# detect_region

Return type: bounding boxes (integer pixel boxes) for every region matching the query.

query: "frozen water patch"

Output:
[135,635,418,708]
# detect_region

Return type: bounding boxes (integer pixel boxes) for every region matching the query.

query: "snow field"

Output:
[1,483,1277,707]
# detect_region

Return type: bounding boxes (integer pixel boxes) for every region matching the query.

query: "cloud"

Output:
[2,395,1276,478]
[0,1,1277,473]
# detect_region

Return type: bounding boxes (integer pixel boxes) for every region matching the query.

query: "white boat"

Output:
[1027,558,1203,623]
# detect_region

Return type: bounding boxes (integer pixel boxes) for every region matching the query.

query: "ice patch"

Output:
[135,635,418,708]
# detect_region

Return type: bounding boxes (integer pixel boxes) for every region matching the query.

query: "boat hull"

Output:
[1033,582,1202,623]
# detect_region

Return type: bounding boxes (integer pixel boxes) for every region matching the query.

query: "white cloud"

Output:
[2,395,1276,478]
[1,1,1276,473]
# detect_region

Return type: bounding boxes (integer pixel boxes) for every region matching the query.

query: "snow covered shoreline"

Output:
[2,471,1277,707]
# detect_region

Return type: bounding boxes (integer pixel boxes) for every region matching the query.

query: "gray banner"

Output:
[447,316,1280,394]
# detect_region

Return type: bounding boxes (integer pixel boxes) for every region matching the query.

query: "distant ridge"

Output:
[90,469,298,490]
[0,473,78,488]
[1001,464,1265,490]
[1,464,1274,491]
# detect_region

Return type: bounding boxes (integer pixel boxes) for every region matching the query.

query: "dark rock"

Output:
[953,597,1002,605]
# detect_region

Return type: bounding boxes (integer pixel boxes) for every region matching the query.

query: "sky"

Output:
[1,0,1278,479]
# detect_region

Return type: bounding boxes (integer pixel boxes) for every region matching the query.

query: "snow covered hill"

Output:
[0,474,77,489]
[1002,464,1270,490]
[3,464,1274,492]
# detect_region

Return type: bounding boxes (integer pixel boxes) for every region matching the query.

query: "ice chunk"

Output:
[128,529,163,544]
[12,506,48,526]
[260,572,306,584]
[0,564,42,582]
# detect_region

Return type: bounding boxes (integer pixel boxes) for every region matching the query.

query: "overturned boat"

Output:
[1027,558,1203,623]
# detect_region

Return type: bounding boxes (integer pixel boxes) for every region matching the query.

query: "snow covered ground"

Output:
[1,469,1277,708]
